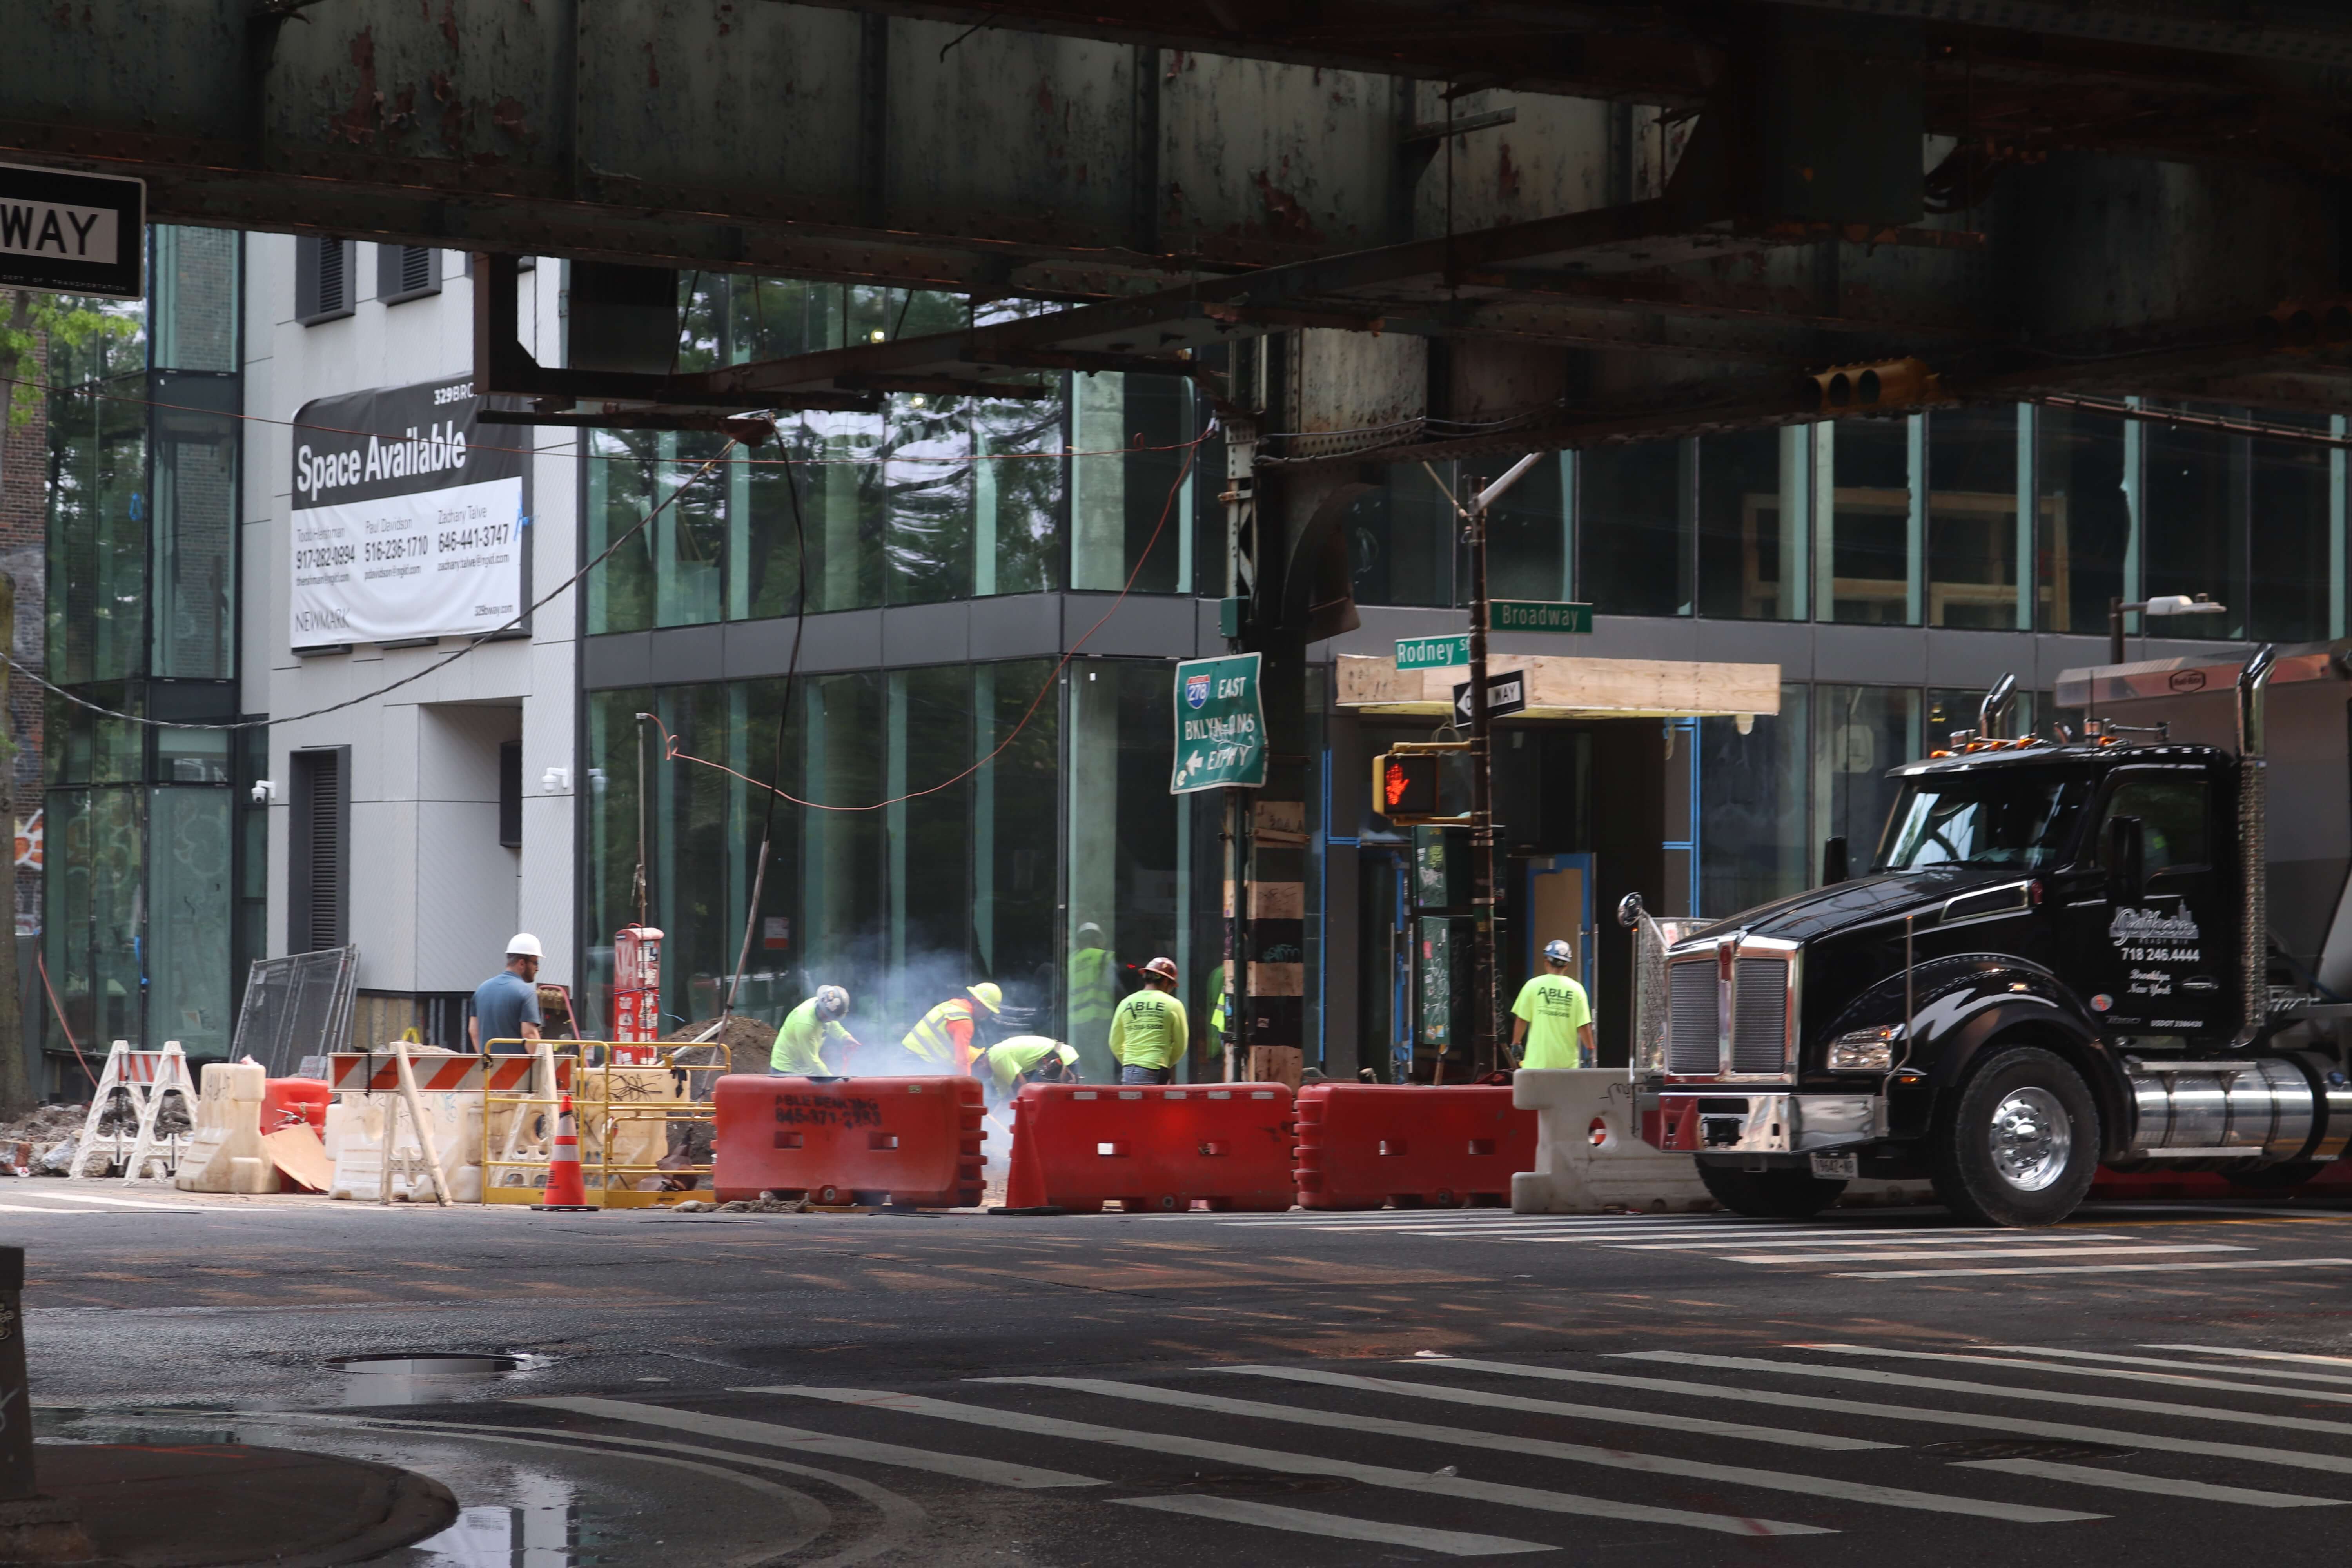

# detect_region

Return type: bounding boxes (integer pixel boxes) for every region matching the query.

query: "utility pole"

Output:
[1463,454,1544,1076]
[1221,416,1259,1083]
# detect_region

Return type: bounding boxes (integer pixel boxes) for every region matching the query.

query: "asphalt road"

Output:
[22,1184,2352,1565]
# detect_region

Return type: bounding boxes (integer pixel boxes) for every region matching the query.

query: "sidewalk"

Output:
[10,1442,455,1567]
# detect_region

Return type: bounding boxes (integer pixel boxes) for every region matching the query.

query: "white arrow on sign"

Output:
[1452,670,1528,724]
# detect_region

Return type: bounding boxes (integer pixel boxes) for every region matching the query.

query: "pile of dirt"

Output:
[0,1103,86,1147]
[669,1194,808,1215]
[661,1016,775,1059]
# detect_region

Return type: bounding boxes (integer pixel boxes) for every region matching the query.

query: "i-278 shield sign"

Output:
[1171,653,1266,792]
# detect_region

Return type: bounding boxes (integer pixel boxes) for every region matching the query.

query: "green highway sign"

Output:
[1396,635,1471,670]
[1490,600,1593,633]
[1172,652,1267,792]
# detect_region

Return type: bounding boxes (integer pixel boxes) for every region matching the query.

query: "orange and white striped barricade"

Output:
[325,1048,485,1203]
[71,1040,196,1181]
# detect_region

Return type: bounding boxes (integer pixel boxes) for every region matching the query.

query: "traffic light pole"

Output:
[1464,483,1504,1077]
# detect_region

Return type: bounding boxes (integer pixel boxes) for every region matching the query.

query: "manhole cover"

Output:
[1172,1472,1357,1497]
[329,1354,522,1376]
[1921,1439,2138,1462]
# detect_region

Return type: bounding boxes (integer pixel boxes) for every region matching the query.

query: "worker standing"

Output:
[1107,956,1187,1085]
[903,982,1002,1072]
[469,933,545,1054]
[773,985,859,1075]
[1510,939,1595,1069]
[1067,922,1117,1060]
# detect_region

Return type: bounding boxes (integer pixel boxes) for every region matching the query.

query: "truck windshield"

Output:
[1874,771,2091,873]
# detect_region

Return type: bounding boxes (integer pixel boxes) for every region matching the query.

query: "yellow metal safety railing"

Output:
[480,1039,728,1208]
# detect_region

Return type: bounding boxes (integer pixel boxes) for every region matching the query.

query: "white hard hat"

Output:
[507,933,544,960]
[814,985,850,1020]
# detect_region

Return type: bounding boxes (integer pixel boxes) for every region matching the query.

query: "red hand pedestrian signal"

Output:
[1372,751,1442,820]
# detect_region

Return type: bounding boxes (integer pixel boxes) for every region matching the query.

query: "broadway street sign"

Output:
[1490,600,1593,633]
[1172,652,1267,792]
[0,162,144,299]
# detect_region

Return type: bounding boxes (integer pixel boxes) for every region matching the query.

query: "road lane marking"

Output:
[1005,1375,2091,1522]
[1987,1345,2352,1389]
[1423,1357,2352,1476]
[1112,1495,1554,1556]
[1950,1458,2345,1508]
[738,1384,1835,1536]
[1216,1366,1895,1451]
[523,1397,1101,1488]
[1614,1352,2352,1439]
[1799,1343,2352,1405]
[1832,1257,2352,1280]
[2146,1344,2352,1371]
[1614,1233,2135,1250]
[1724,1244,2249,1265]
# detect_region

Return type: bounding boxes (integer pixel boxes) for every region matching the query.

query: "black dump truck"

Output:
[1627,644,2352,1227]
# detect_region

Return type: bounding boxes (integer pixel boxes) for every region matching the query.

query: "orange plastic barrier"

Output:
[1004,1083,1295,1213]
[263,1077,330,1136]
[1293,1083,1534,1209]
[711,1075,984,1207]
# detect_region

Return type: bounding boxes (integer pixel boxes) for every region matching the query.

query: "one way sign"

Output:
[0,161,145,300]
[1452,669,1527,724]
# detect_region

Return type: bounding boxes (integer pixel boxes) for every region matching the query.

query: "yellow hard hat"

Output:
[969,982,1004,1014]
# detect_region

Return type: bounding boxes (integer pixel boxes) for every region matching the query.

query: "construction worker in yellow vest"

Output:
[1109,956,1187,1085]
[1510,940,1595,1069]
[903,983,1002,1072]
[1068,923,1117,1040]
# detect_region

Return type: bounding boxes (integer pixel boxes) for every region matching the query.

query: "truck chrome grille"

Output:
[1666,960,1719,1074]
[1730,958,1791,1074]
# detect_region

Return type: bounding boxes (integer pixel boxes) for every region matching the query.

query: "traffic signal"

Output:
[1371,746,1469,825]
[1812,356,1946,414]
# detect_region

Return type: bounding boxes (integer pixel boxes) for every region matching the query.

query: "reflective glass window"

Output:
[1925,405,2022,629]
[2142,406,2248,639]
[1580,438,1689,617]
[1697,428,1808,621]
[1822,418,1914,624]
[2035,404,2130,634]
[1813,684,1921,857]
[1699,686,1810,915]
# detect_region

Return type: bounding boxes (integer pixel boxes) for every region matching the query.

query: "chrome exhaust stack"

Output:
[1977,673,2017,742]
[2233,645,2278,1051]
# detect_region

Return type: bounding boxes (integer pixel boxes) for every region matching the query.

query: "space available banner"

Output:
[288,377,528,648]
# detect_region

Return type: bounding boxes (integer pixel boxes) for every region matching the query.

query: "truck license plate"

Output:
[1810,1152,1858,1180]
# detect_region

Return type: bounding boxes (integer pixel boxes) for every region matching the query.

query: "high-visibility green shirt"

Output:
[1512,973,1592,1069]
[1108,989,1187,1070]
[1069,948,1116,1025]
[977,1036,1069,1093]
[771,998,851,1074]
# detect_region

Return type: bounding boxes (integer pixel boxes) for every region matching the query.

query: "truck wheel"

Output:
[1696,1161,1847,1218]
[1930,1045,2100,1227]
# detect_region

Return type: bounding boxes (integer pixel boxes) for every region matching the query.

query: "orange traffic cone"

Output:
[532,1094,596,1211]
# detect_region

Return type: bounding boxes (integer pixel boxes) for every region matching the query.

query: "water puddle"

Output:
[410,1471,623,1566]
[330,1353,526,1405]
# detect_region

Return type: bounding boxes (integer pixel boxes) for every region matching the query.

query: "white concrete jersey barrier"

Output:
[176,1063,273,1195]
[1510,1070,1935,1213]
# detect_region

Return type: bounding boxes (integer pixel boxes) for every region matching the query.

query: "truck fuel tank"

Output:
[2123,1054,2352,1163]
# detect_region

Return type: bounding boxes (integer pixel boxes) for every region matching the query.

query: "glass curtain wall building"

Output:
[42,227,256,1091]
[583,302,2351,1068]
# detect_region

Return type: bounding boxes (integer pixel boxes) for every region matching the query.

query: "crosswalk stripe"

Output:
[1983,1344,2352,1390]
[1723,1243,2249,1265]
[1799,1343,2352,1405]
[1216,1365,1896,1451]
[1111,1495,1554,1556]
[6,1193,194,1210]
[522,1396,1102,1488]
[1613,1233,2135,1250]
[1832,1257,2352,1280]
[2146,1344,2352,1371]
[1615,1352,2352,1439]
[1950,1458,2345,1509]
[737,1384,1834,1536]
[994,1374,2096,1522]
[1425,1357,2352,1476]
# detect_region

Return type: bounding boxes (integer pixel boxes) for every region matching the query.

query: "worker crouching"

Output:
[971,1036,1080,1105]
[904,982,1002,1073]
[773,985,860,1075]
[1109,956,1186,1085]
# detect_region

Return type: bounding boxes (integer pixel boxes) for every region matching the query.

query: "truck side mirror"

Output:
[2107,815,2145,904]
[1821,836,1849,886]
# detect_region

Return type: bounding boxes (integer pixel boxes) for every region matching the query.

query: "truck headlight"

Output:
[1827,1026,1901,1071]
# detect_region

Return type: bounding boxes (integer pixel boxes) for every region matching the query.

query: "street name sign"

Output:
[1453,670,1528,724]
[0,162,144,300]
[1490,600,1593,633]
[1172,652,1267,792]
[1396,634,1470,669]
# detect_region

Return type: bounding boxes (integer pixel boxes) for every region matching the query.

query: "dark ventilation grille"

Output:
[1730,957,1791,1074]
[296,238,354,323]
[1666,959,1718,1074]
[290,749,349,952]
[401,246,431,294]
[380,244,442,303]
[318,241,344,315]
[498,740,522,848]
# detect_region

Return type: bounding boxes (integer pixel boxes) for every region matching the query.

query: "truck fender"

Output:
[1824,955,2129,1156]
